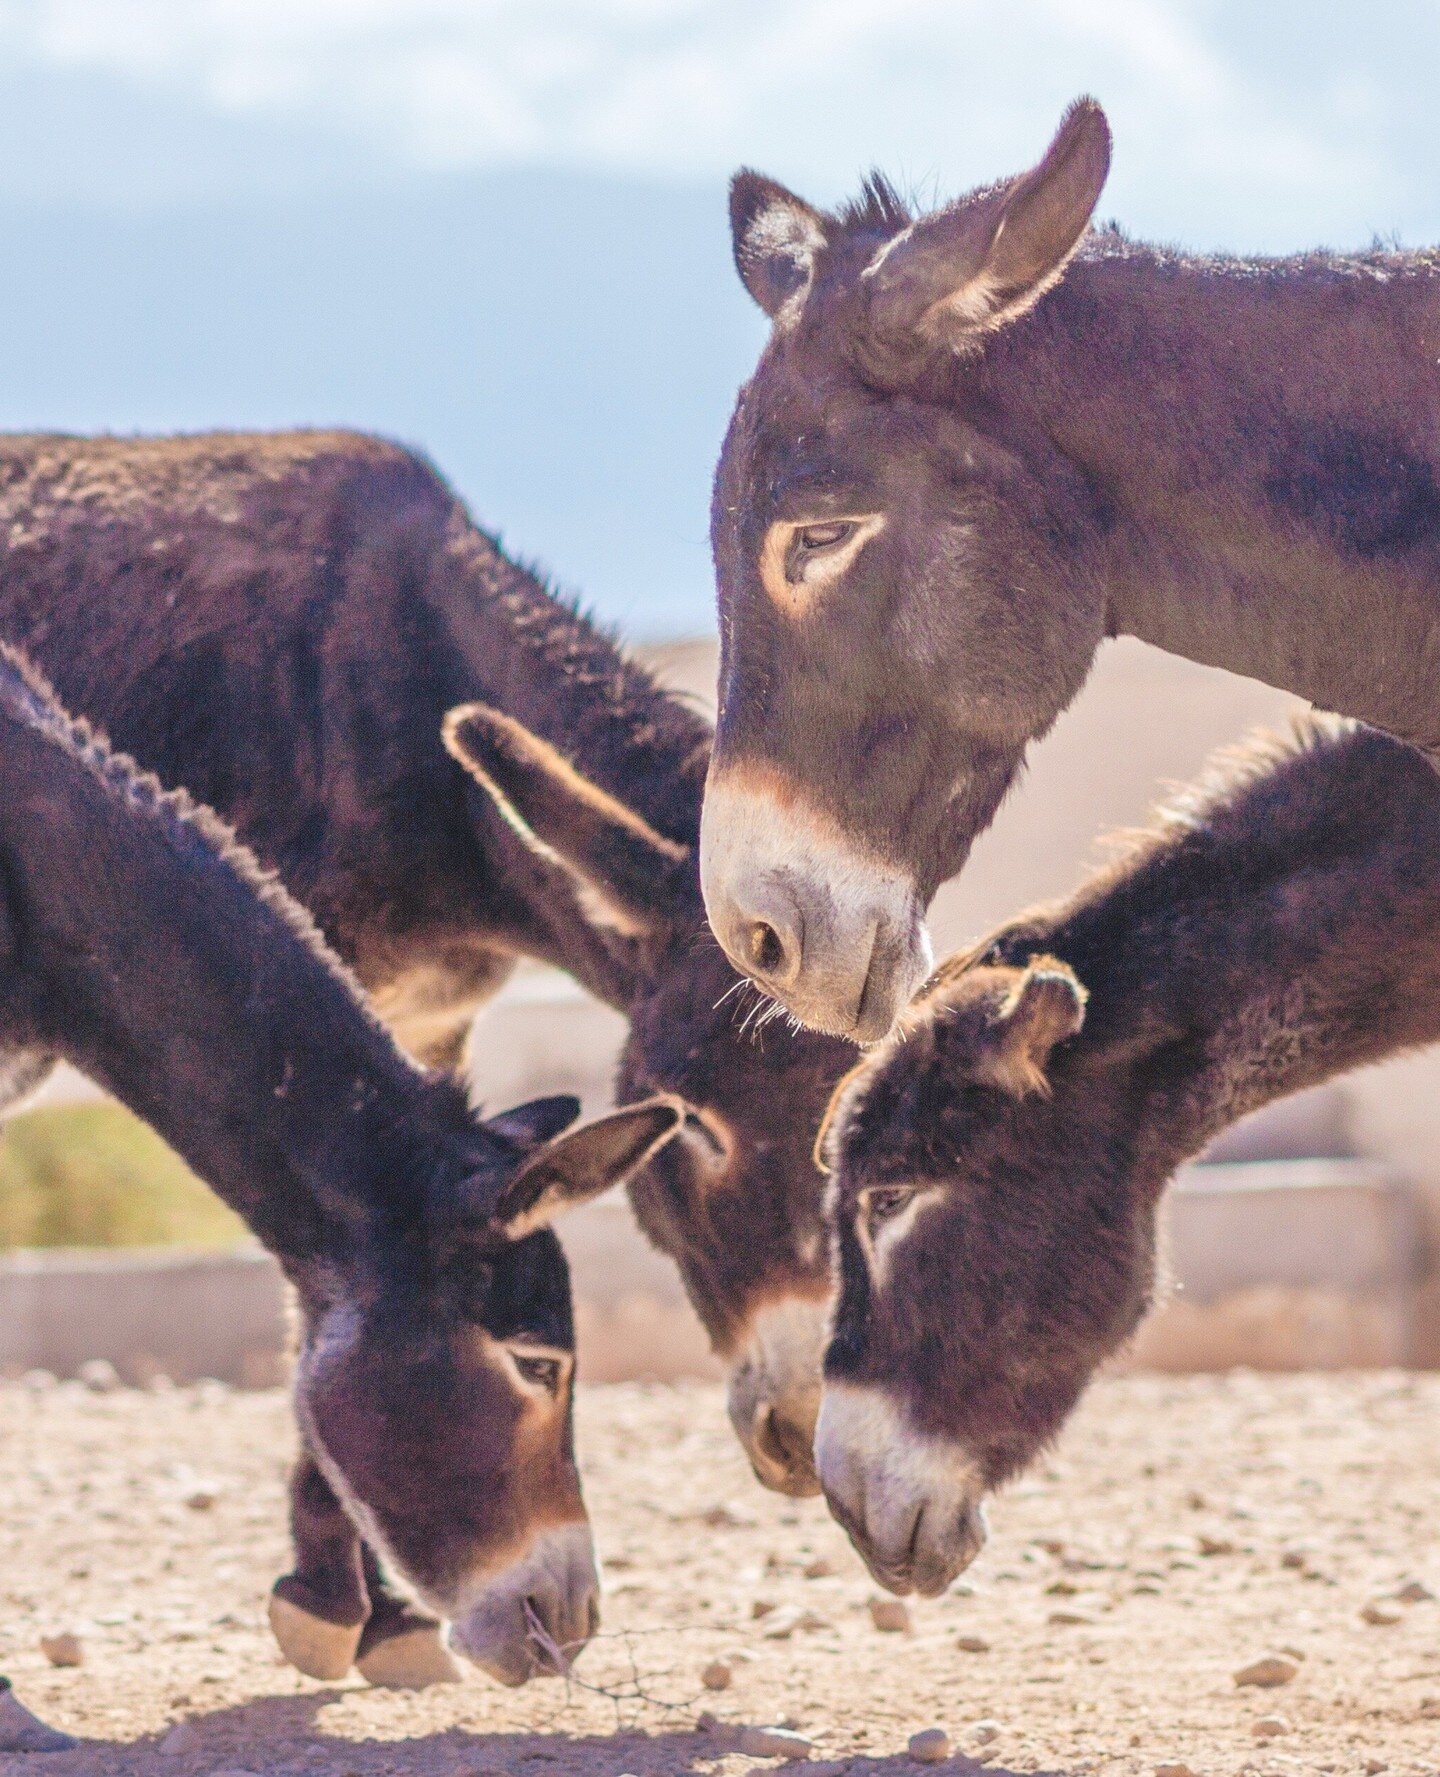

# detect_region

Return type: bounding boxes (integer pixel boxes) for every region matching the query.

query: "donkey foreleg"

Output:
[354,1546,463,1689]
[269,1450,369,1680]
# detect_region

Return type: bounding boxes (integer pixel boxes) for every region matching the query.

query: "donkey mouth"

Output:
[447,1521,601,1686]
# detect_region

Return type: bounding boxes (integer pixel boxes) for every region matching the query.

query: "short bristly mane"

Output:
[0,641,409,1067]
[1084,713,1354,889]
[833,171,913,238]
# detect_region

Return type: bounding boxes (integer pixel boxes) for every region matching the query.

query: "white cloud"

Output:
[0,0,1412,243]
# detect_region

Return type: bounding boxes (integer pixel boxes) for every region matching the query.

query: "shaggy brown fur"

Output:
[0,428,850,1494]
[0,639,680,1706]
[705,97,1440,1036]
[820,717,1440,1593]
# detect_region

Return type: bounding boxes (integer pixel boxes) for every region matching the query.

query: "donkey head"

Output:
[815,953,1163,1597]
[291,1087,681,1684]
[445,705,853,1496]
[703,99,1113,1041]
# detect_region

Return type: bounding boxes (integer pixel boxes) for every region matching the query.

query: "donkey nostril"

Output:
[749,919,786,976]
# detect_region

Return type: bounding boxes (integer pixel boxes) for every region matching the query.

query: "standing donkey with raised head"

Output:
[0,642,680,1752]
[0,430,850,1500]
[813,718,1440,1598]
[703,98,1440,1040]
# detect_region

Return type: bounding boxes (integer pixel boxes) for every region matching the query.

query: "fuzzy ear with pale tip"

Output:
[730,170,829,318]
[864,97,1111,347]
[494,1097,686,1239]
[444,703,693,938]
[975,957,1088,1099]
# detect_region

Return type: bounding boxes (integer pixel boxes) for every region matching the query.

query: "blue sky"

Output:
[0,1,1436,635]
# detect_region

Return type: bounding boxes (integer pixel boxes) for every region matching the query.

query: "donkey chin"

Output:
[725,1294,831,1497]
[443,1520,601,1686]
[814,1382,987,1597]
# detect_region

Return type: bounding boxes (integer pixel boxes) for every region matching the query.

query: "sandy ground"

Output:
[0,1373,1437,1777]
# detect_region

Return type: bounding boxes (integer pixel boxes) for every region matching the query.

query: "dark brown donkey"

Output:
[0,431,850,1501]
[0,641,680,1751]
[703,95,1440,1041]
[814,718,1440,1599]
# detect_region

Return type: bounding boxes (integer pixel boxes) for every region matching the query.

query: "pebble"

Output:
[1252,1716,1290,1739]
[751,1598,777,1619]
[1361,1600,1404,1626]
[956,1634,990,1653]
[868,1597,911,1633]
[907,1728,951,1763]
[702,1659,733,1691]
[1394,1578,1435,1603]
[1198,1533,1236,1556]
[1233,1653,1299,1688]
[969,1720,1001,1746]
[803,1556,837,1579]
[735,1725,814,1760]
[158,1721,201,1756]
[1154,1765,1196,1777]
[185,1488,220,1512]
[39,1631,83,1668]
[1047,1608,1098,1626]
[1364,1761,1388,1775]
[78,1359,120,1394]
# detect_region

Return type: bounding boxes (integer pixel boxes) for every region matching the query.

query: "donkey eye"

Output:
[510,1351,564,1394]
[864,1186,916,1225]
[797,520,854,551]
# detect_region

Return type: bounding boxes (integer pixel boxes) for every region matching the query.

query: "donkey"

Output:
[813,716,1440,1599]
[0,429,850,1499]
[0,641,680,1751]
[702,96,1440,1041]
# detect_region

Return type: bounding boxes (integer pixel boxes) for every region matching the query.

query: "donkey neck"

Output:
[0,670,458,1272]
[1036,725,1440,1160]
[990,243,1440,751]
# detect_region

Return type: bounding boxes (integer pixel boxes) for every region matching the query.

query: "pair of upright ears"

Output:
[443,704,697,944]
[730,97,1112,347]
[453,1090,687,1243]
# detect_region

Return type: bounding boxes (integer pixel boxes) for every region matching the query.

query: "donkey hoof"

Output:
[356,1626,464,1689]
[267,1588,363,1681]
[0,1684,78,1752]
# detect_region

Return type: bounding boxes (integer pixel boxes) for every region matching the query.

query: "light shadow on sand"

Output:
[0,1689,1079,1777]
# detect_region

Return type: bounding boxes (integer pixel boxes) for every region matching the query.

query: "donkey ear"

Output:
[488,1093,582,1150]
[865,97,1110,347]
[495,1097,685,1239]
[976,957,1088,1099]
[730,170,828,319]
[444,703,692,938]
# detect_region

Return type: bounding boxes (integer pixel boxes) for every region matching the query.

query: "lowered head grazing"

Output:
[704,98,1114,1040]
[814,719,1440,1595]
[445,703,854,1497]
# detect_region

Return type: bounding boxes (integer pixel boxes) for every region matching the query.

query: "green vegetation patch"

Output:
[0,1101,246,1250]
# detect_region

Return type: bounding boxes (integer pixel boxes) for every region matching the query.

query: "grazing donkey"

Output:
[702,95,1440,1040]
[0,430,849,1498]
[0,641,680,1751]
[812,717,1440,1599]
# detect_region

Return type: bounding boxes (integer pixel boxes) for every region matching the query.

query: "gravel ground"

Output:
[1,1372,1437,1777]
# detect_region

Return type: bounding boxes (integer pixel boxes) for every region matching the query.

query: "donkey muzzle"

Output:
[447,1521,600,1685]
[700,769,931,1043]
[814,1381,986,1596]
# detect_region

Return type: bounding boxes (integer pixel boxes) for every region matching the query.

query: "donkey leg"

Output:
[354,1546,462,1689]
[269,1452,369,1680]
[0,1678,77,1753]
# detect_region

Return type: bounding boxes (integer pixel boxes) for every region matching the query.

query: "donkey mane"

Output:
[0,638,408,1068]
[834,171,913,237]
[1085,712,1353,887]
